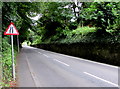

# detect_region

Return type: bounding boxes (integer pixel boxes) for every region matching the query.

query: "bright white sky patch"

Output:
[30,14,42,20]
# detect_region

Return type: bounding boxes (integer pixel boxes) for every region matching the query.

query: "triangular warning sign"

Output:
[4,22,19,35]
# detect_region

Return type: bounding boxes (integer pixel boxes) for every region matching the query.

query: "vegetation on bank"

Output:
[38,26,120,44]
[30,2,120,45]
[1,36,17,87]
[2,2,40,86]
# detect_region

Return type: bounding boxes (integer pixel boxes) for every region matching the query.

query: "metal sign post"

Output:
[17,35,20,52]
[4,22,19,81]
[11,35,15,80]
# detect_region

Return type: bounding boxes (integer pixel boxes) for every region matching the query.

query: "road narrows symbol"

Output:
[10,27,13,33]
[4,22,19,35]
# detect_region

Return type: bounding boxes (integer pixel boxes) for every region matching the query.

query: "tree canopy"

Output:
[2,2,120,45]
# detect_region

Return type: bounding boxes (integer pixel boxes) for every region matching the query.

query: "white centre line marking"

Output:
[34,47,118,68]
[38,52,42,54]
[43,54,49,58]
[57,53,118,69]
[84,72,119,87]
[53,59,70,67]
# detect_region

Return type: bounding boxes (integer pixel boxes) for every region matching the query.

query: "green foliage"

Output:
[32,35,42,45]
[36,2,75,41]
[0,1,2,9]
[72,26,96,35]
[80,2,120,33]
[36,26,96,44]
[2,37,14,86]
[3,2,119,45]
[2,2,41,44]
[30,2,119,45]
[59,26,96,43]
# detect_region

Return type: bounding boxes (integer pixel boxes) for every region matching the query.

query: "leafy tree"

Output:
[79,2,120,34]
[36,2,74,41]
[2,2,41,46]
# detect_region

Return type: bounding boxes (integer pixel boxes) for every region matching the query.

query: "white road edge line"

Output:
[57,53,118,69]
[33,47,118,69]
[25,54,42,87]
[53,59,70,67]
[84,72,119,87]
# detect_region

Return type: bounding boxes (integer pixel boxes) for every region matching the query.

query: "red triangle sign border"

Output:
[4,22,19,35]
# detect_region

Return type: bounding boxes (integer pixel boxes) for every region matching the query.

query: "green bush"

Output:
[59,26,96,43]
[32,35,42,45]
[72,26,96,35]
[2,37,17,86]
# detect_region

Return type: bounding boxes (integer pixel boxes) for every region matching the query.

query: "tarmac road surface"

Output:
[17,46,119,88]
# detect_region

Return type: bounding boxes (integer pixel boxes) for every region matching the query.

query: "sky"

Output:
[30,14,41,20]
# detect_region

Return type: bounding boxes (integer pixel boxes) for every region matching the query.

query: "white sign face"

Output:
[4,22,19,35]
